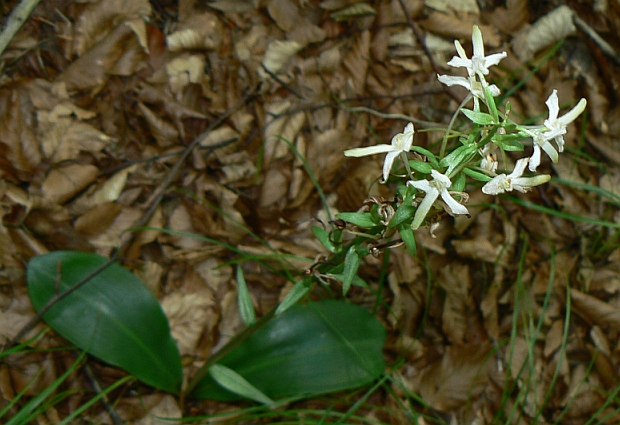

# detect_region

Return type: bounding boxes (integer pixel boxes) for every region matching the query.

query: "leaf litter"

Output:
[1,0,620,423]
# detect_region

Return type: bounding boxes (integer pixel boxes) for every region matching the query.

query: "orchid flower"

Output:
[482,158,551,195]
[344,123,415,183]
[446,25,507,78]
[528,130,559,172]
[542,90,587,152]
[407,170,469,230]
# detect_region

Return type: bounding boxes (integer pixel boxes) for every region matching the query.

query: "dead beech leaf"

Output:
[330,3,376,21]
[73,0,151,56]
[134,394,182,425]
[419,343,491,411]
[513,5,576,62]
[38,117,111,163]
[343,31,370,94]
[137,102,179,147]
[569,288,620,330]
[490,0,529,34]
[168,204,203,250]
[74,202,122,237]
[161,292,214,356]
[207,0,259,13]
[41,164,99,205]
[166,13,223,51]
[165,55,208,98]
[425,0,479,14]
[267,0,300,32]
[260,40,303,76]
[439,264,470,344]
[264,101,305,164]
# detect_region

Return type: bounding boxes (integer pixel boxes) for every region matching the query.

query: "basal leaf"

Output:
[27,251,182,393]
[191,300,386,401]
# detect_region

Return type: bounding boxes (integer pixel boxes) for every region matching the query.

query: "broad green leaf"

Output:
[341,247,361,295]
[410,146,439,168]
[27,251,182,394]
[190,300,386,401]
[236,266,256,325]
[336,212,377,228]
[275,277,313,315]
[208,364,275,406]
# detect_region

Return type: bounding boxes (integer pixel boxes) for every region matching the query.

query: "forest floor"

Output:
[2,0,620,424]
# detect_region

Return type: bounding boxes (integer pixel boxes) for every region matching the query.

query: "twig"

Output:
[396,0,463,105]
[0,0,43,58]
[261,63,306,99]
[349,106,438,128]
[82,362,126,425]
[5,84,260,350]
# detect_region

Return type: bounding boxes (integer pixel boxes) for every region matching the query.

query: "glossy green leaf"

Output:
[462,109,495,125]
[398,223,417,257]
[191,300,386,401]
[388,205,416,228]
[27,251,182,394]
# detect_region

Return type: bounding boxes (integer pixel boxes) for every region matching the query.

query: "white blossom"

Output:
[344,123,415,183]
[479,143,498,173]
[446,25,507,78]
[407,170,469,230]
[542,89,587,153]
[482,158,551,195]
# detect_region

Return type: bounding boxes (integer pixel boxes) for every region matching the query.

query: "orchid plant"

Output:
[281,25,587,306]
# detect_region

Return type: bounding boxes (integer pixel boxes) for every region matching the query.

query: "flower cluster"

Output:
[344,25,587,232]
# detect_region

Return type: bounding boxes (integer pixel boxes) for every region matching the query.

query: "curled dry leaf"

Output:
[134,395,182,425]
[259,40,303,76]
[330,3,376,22]
[513,5,576,62]
[161,292,214,356]
[41,164,99,205]
[165,55,208,99]
[166,13,223,51]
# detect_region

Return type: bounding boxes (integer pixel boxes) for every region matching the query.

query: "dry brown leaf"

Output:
[260,40,303,76]
[168,204,203,249]
[41,164,99,205]
[161,292,214,356]
[134,394,182,425]
[137,102,179,147]
[418,343,492,411]
[490,0,529,34]
[167,13,223,52]
[72,0,151,56]
[513,5,576,62]
[343,31,371,94]
[569,288,620,330]
[74,202,122,237]
[330,3,376,21]
[439,263,471,344]
[425,0,479,14]
[268,0,301,32]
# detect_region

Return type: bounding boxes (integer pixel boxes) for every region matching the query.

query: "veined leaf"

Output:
[27,251,182,393]
[190,300,386,401]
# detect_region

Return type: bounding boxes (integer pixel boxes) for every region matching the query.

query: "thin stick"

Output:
[0,0,43,58]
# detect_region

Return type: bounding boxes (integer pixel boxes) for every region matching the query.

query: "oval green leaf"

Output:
[27,251,182,394]
[191,299,386,401]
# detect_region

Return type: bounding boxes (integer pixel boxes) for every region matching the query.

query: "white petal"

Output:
[437,75,471,89]
[509,158,529,178]
[540,140,559,163]
[482,175,507,195]
[407,178,432,193]
[529,145,541,171]
[344,144,394,157]
[557,98,587,128]
[440,189,469,215]
[545,90,560,121]
[382,151,400,182]
[430,170,452,190]
[410,188,439,230]
[472,25,485,58]
[483,52,507,68]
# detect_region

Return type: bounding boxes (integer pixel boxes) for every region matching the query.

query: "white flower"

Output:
[446,25,507,78]
[528,130,559,171]
[542,90,587,152]
[407,170,469,230]
[479,143,498,173]
[344,123,415,183]
[482,158,551,195]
